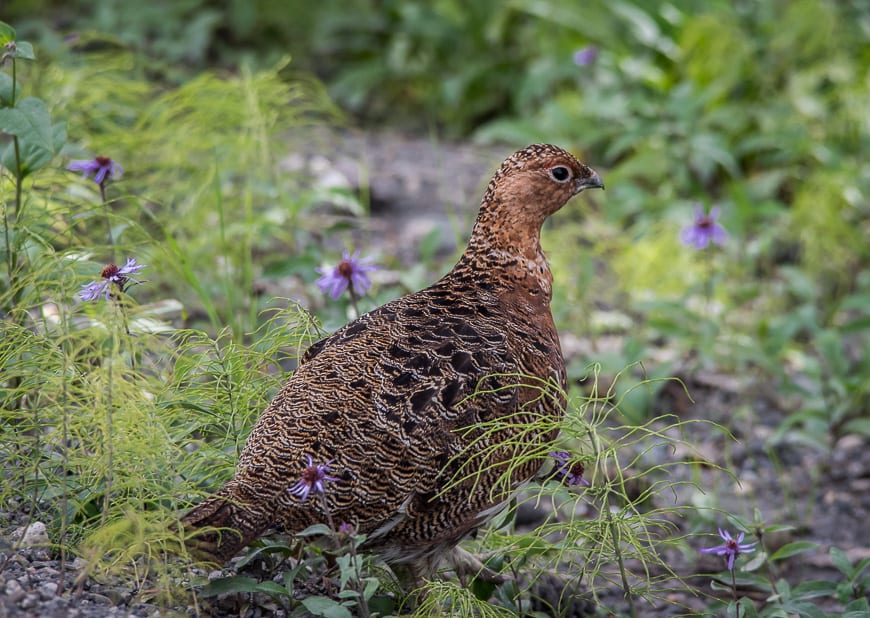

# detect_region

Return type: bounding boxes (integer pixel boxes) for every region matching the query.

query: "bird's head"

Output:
[474,144,603,247]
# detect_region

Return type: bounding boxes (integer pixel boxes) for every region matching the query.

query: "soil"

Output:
[2,130,868,617]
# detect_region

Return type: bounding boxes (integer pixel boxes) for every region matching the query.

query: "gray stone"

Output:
[12,521,50,548]
[39,580,58,599]
[3,579,25,603]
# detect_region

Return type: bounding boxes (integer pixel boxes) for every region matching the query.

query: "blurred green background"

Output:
[6,0,869,434]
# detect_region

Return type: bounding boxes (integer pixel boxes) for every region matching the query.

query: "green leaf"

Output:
[362,577,379,600]
[843,598,870,615]
[0,71,16,106]
[769,541,818,562]
[0,22,15,45]
[780,601,827,618]
[742,550,768,572]
[0,97,53,148]
[301,596,353,618]
[850,557,870,582]
[253,580,290,600]
[791,580,838,600]
[0,128,57,177]
[736,597,758,618]
[12,41,35,60]
[830,546,854,576]
[201,575,262,597]
[295,523,333,537]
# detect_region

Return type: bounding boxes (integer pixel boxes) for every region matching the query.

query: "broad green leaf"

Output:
[780,601,826,618]
[295,523,333,537]
[736,597,758,618]
[830,546,853,576]
[850,557,870,582]
[301,596,353,618]
[742,550,768,572]
[0,71,16,106]
[769,541,818,562]
[12,41,35,60]
[253,580,290,600]
[52,121,67,152]
[0,131,55,177]
[791,580,838,600]
[362,577,379,600]
[0,22,15,45]
[200,575,262,597]
[0,97,53,149]
[844,598,870,615]
[843,417,870,438]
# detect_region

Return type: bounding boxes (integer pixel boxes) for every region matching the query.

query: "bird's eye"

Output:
[549,166,572,182]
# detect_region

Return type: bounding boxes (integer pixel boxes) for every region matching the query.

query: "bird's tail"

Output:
[180,489,270,565]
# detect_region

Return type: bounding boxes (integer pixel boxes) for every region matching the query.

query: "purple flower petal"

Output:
[680,204,728,250]
[573,46,598,66]
[699,528,755,571]
[79,280,111,302]
[67,156,123,186]
[316,250,378,300]
[288,455,339,502]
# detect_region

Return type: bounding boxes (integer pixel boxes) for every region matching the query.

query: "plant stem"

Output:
[605,497,637,618]
[100,182,116,263]
[348,285,360,319]
[585,422,636,618]
[731,568,740,618]
[102,327,116,526]
[346,536,370,618]
[318,492,337,543]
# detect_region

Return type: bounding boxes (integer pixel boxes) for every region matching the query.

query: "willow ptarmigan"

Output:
[182,144,604,579]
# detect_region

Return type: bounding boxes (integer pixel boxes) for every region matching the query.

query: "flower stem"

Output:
[100,182,116,263]
[731,568,740,618]
[348,285,360,319]
[318,492,337,547]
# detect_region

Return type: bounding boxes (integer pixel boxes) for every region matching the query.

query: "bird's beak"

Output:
[575,169,604,193]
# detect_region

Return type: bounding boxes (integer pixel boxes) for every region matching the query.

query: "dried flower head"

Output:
[680,205,728,250]
[79,257,145,302]
[550,450,591,487]
[67,156,123,186]
[316,250,377,300]
[288,455,339,502]
[700,528,756,571]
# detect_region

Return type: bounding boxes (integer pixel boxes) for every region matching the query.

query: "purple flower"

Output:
[550,450,590,487]
[680,205,728,249]
[316,250,377,300]
[337,521,356,536]
[573,46,598,66]
[700,528,756,571]
[288,455,339,502]
[67,156,123,185]
[79,257,145,302]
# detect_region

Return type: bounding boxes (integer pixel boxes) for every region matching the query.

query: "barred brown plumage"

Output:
[181,144,604,580]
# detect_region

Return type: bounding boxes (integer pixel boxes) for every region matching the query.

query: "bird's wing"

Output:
[233,291,531,531]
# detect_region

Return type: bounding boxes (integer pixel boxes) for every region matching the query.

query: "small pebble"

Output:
[38,580,58,599]
[4,579,25,603]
